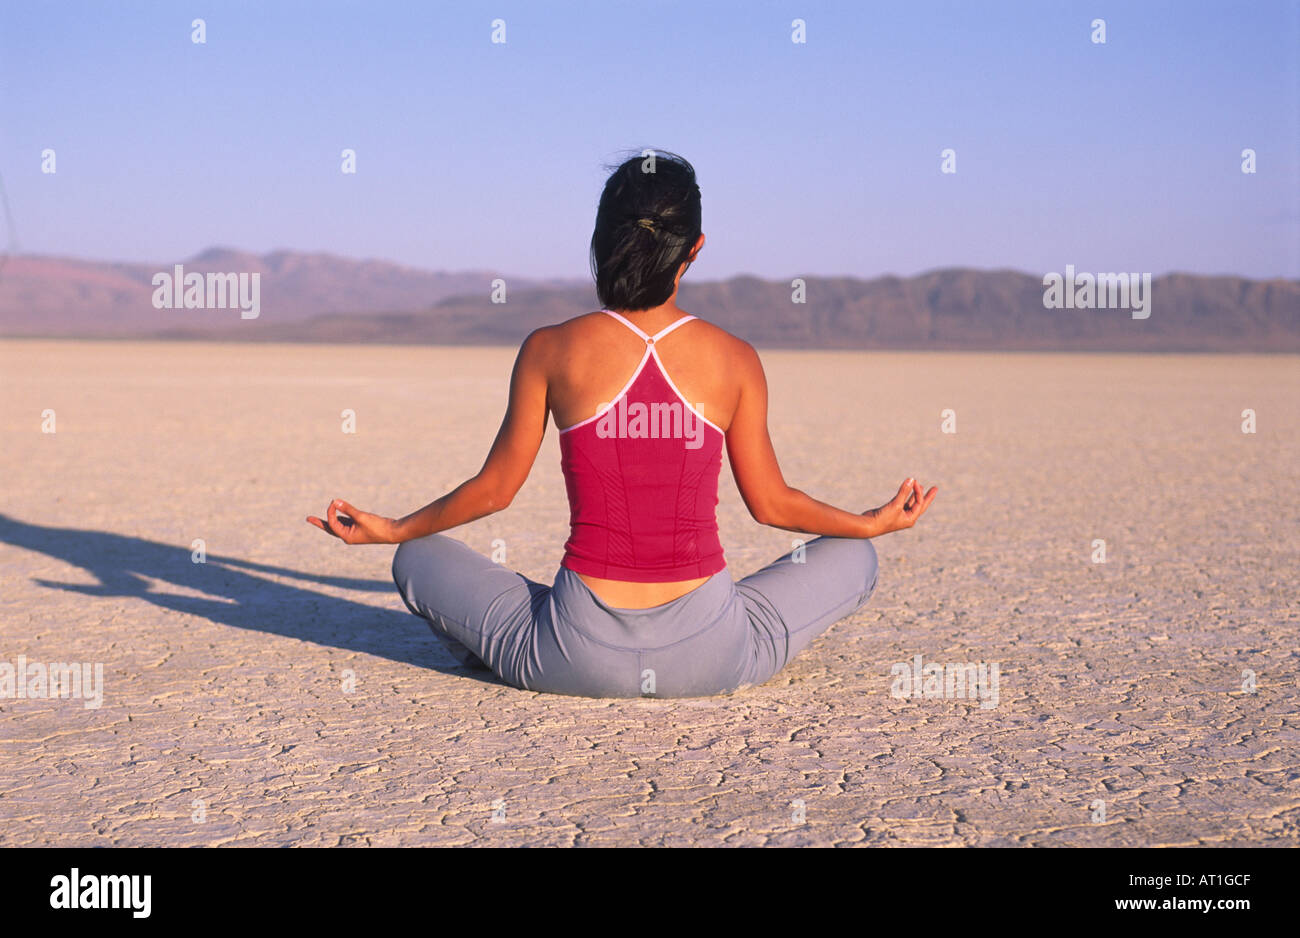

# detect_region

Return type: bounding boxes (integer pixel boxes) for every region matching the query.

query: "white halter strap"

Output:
[602,310,697,343]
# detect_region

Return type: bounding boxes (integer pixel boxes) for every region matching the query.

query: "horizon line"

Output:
[5,249,1298,285]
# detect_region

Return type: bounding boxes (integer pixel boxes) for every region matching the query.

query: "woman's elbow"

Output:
[747,492,788,527]
[471,475,516,514]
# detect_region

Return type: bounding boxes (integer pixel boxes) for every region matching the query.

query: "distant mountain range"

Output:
[2,249,1297,351]
[0,248,582,336]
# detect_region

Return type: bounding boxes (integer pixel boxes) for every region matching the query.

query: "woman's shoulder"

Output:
[546,309,750,347]
[686,315,752,352]
[529,310,758,374]
[513,312,603,370]
[522,311,606,356]
[671,314,760,369]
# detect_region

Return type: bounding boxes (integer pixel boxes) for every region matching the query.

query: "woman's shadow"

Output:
[0,512,500,680]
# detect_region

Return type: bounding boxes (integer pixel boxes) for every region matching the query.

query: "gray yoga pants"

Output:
[391,534,879,698]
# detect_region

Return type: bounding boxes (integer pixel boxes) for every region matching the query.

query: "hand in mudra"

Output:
[307,499,397,545]
[866,478,938,535]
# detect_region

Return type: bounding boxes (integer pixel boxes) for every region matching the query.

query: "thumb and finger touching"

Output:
[306,499,368,543]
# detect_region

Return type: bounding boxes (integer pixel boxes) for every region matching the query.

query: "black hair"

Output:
[589,150,702,311]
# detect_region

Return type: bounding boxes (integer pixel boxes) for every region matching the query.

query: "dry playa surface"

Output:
[1,339,1297,847]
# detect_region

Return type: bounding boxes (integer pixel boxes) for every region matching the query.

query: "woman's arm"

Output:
[724,340,936,538]
[307,328,553,545]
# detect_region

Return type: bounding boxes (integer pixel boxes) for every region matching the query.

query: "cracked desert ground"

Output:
[1,340,1296,846]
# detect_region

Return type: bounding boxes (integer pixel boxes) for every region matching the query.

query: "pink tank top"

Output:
[558,310,727,582]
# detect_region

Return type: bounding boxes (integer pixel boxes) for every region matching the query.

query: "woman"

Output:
[308,150,937,698]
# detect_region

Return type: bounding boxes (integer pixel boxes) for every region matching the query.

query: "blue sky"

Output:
[2,0,1297,279]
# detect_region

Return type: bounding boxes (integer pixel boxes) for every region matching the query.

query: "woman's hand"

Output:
[865,478,938,535]
[306,499,398,545]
